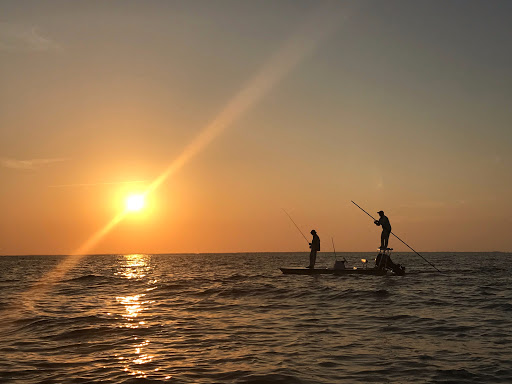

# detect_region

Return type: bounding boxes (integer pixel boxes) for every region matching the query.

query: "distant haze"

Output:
[1,1,511,254]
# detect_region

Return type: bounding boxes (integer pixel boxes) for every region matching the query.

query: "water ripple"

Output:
[1,253,512,383]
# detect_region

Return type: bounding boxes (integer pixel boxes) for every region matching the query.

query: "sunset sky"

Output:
[1,0,511,254]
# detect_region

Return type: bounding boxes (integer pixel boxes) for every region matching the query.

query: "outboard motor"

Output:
[376,248,405,276]
[390,261,406,276]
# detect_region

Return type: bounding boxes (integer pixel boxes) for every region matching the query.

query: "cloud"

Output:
[0,22,60,51]
[1,157,66,170]
[49,180,148,188]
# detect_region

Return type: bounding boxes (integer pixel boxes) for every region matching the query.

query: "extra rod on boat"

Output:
[282,209,310,244]
[351,200,441,273]
[331,237,346,263]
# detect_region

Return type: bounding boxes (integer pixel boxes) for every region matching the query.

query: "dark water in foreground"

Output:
[1,252,511,383]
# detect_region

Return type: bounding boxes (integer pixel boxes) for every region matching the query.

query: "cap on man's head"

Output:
[311,230,316,234]
[377,211,384,214]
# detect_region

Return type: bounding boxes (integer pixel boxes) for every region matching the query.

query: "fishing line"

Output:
[282,209,309,244]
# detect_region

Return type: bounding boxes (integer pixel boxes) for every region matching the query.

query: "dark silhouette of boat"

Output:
[280,248,405,276]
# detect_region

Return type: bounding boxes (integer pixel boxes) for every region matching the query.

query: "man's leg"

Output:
[383,230,390,249]
[309,250,317,268]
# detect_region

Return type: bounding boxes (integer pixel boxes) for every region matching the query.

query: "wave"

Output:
[234,373,307,384]
[2,252,512,384]
[63,274,114,283]
[13,314,115,334]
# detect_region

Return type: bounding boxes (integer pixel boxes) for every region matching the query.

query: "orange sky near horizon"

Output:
[1,1,511,255]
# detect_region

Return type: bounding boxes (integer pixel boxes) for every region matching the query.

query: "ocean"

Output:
[1,252,511,383]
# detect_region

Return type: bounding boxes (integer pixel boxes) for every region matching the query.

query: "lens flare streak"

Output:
[19,2,350,306]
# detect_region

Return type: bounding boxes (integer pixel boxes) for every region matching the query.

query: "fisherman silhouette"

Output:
[307,230,320,268]
[374,211,391,250]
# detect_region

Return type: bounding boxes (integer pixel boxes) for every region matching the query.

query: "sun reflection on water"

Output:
[115,253,150,280]
[114,254,168,379]
[116,294,149,325]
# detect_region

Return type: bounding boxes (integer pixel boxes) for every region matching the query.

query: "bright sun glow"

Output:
[125,194,145,212]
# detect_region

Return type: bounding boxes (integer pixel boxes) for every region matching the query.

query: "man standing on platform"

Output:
[375,211,391,250]
[307,230,320,268]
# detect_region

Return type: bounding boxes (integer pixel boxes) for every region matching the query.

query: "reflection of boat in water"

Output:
[280,248,405,276]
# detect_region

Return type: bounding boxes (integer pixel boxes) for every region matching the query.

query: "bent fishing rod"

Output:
[351,201,441,273]
[282,209,310,244]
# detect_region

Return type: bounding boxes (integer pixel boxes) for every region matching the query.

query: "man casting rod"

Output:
[351,201,441,273]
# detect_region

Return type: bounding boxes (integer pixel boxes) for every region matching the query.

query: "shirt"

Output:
[378,216,392,232]
[311,233,320,251]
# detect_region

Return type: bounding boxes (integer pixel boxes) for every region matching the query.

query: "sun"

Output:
[125,194,145,212]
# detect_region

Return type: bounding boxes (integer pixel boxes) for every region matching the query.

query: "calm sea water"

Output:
[1,252,511,383]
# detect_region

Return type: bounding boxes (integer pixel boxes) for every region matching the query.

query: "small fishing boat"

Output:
[279,267,387,275]
[280,248,405,276]
[282,202,438,276]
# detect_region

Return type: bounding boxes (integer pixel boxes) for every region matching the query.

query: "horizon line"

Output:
[0,250,509,257]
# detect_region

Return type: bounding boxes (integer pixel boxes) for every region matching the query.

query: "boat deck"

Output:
[279,267,387,276]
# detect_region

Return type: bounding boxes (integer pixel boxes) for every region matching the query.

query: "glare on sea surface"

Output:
[113,254,169,379]
[115,255,154,325]
[116,254,150,279]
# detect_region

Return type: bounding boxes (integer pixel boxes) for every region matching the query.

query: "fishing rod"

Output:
[282,209,309,244]
[331,237,346,262]
[351,200,441,273]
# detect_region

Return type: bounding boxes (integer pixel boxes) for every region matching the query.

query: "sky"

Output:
[0,0,511,255]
